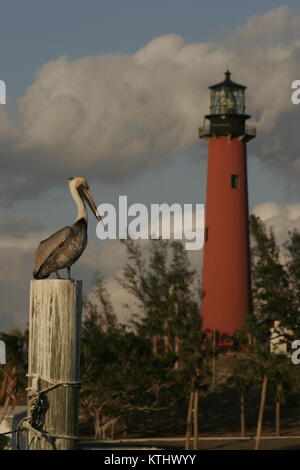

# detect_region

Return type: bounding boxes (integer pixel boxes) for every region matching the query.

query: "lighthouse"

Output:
[199,71,256,347]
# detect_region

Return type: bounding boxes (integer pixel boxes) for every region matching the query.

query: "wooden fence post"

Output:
[27,279,82,450]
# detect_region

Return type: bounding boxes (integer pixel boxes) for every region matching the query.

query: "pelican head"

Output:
[68,176,103,222]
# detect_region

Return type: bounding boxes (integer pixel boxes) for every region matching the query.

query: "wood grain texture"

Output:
[28,280,82,450]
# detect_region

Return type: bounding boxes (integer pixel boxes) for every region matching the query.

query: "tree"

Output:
[284,229,300,335]
[250,214,292,324]
[0,329,27,426]
[120,239,200,362]
[179,328,212,450]
[232,314,273,449]
[268,354,298,436]
[120,239,214,449]
[227,359,258,437]
[237,315,274,450]
[81,275,180,439]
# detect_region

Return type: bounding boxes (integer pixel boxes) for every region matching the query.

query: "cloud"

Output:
[1,6,300,204]
[0,215,44,238]
[0,229,48,331]
[252,201,300,244]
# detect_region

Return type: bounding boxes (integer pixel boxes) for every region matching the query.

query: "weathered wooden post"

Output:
[27,280,82,450]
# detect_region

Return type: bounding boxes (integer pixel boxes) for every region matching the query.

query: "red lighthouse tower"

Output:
[199,71,256,346]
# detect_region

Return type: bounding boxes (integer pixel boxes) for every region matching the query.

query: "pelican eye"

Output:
[77,183,85,193]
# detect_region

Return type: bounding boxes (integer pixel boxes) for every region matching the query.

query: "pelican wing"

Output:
[33,226,72,278]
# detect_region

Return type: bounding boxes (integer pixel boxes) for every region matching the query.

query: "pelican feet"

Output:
[54,268,73,280]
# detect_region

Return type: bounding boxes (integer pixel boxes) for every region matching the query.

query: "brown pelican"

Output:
[33,177,103,280]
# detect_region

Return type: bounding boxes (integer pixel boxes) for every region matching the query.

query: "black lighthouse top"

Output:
[209,70,246,116]
[209,70,246,89]
[199,70,256,140]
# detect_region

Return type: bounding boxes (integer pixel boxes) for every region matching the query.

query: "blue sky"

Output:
[1,1,300,329]
[0,0,299,98]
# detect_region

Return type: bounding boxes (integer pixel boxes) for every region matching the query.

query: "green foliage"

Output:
[81,240,213,436]
[120,239,213,386]
[230,214,300,410]
[250,215,292,323]
[81,218,300,437]
[267,354,299,402]
[81,274,183,435]
[0,329,27,401]
[284,229,300,334]
[120,240,197,329]
[227,359,259,396]
[0,330,27,368]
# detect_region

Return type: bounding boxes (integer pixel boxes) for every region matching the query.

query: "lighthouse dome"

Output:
[209,70,246,116]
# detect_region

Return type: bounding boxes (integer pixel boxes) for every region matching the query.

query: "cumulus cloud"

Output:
[252,201,300,243]
[1,6,300,204]
[0,229,49,331]
[0,215,44,237]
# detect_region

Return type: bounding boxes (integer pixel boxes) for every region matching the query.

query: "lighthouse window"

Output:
[231,174,239,188]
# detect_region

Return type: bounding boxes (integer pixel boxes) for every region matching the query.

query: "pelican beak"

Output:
[80,185,104,225]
